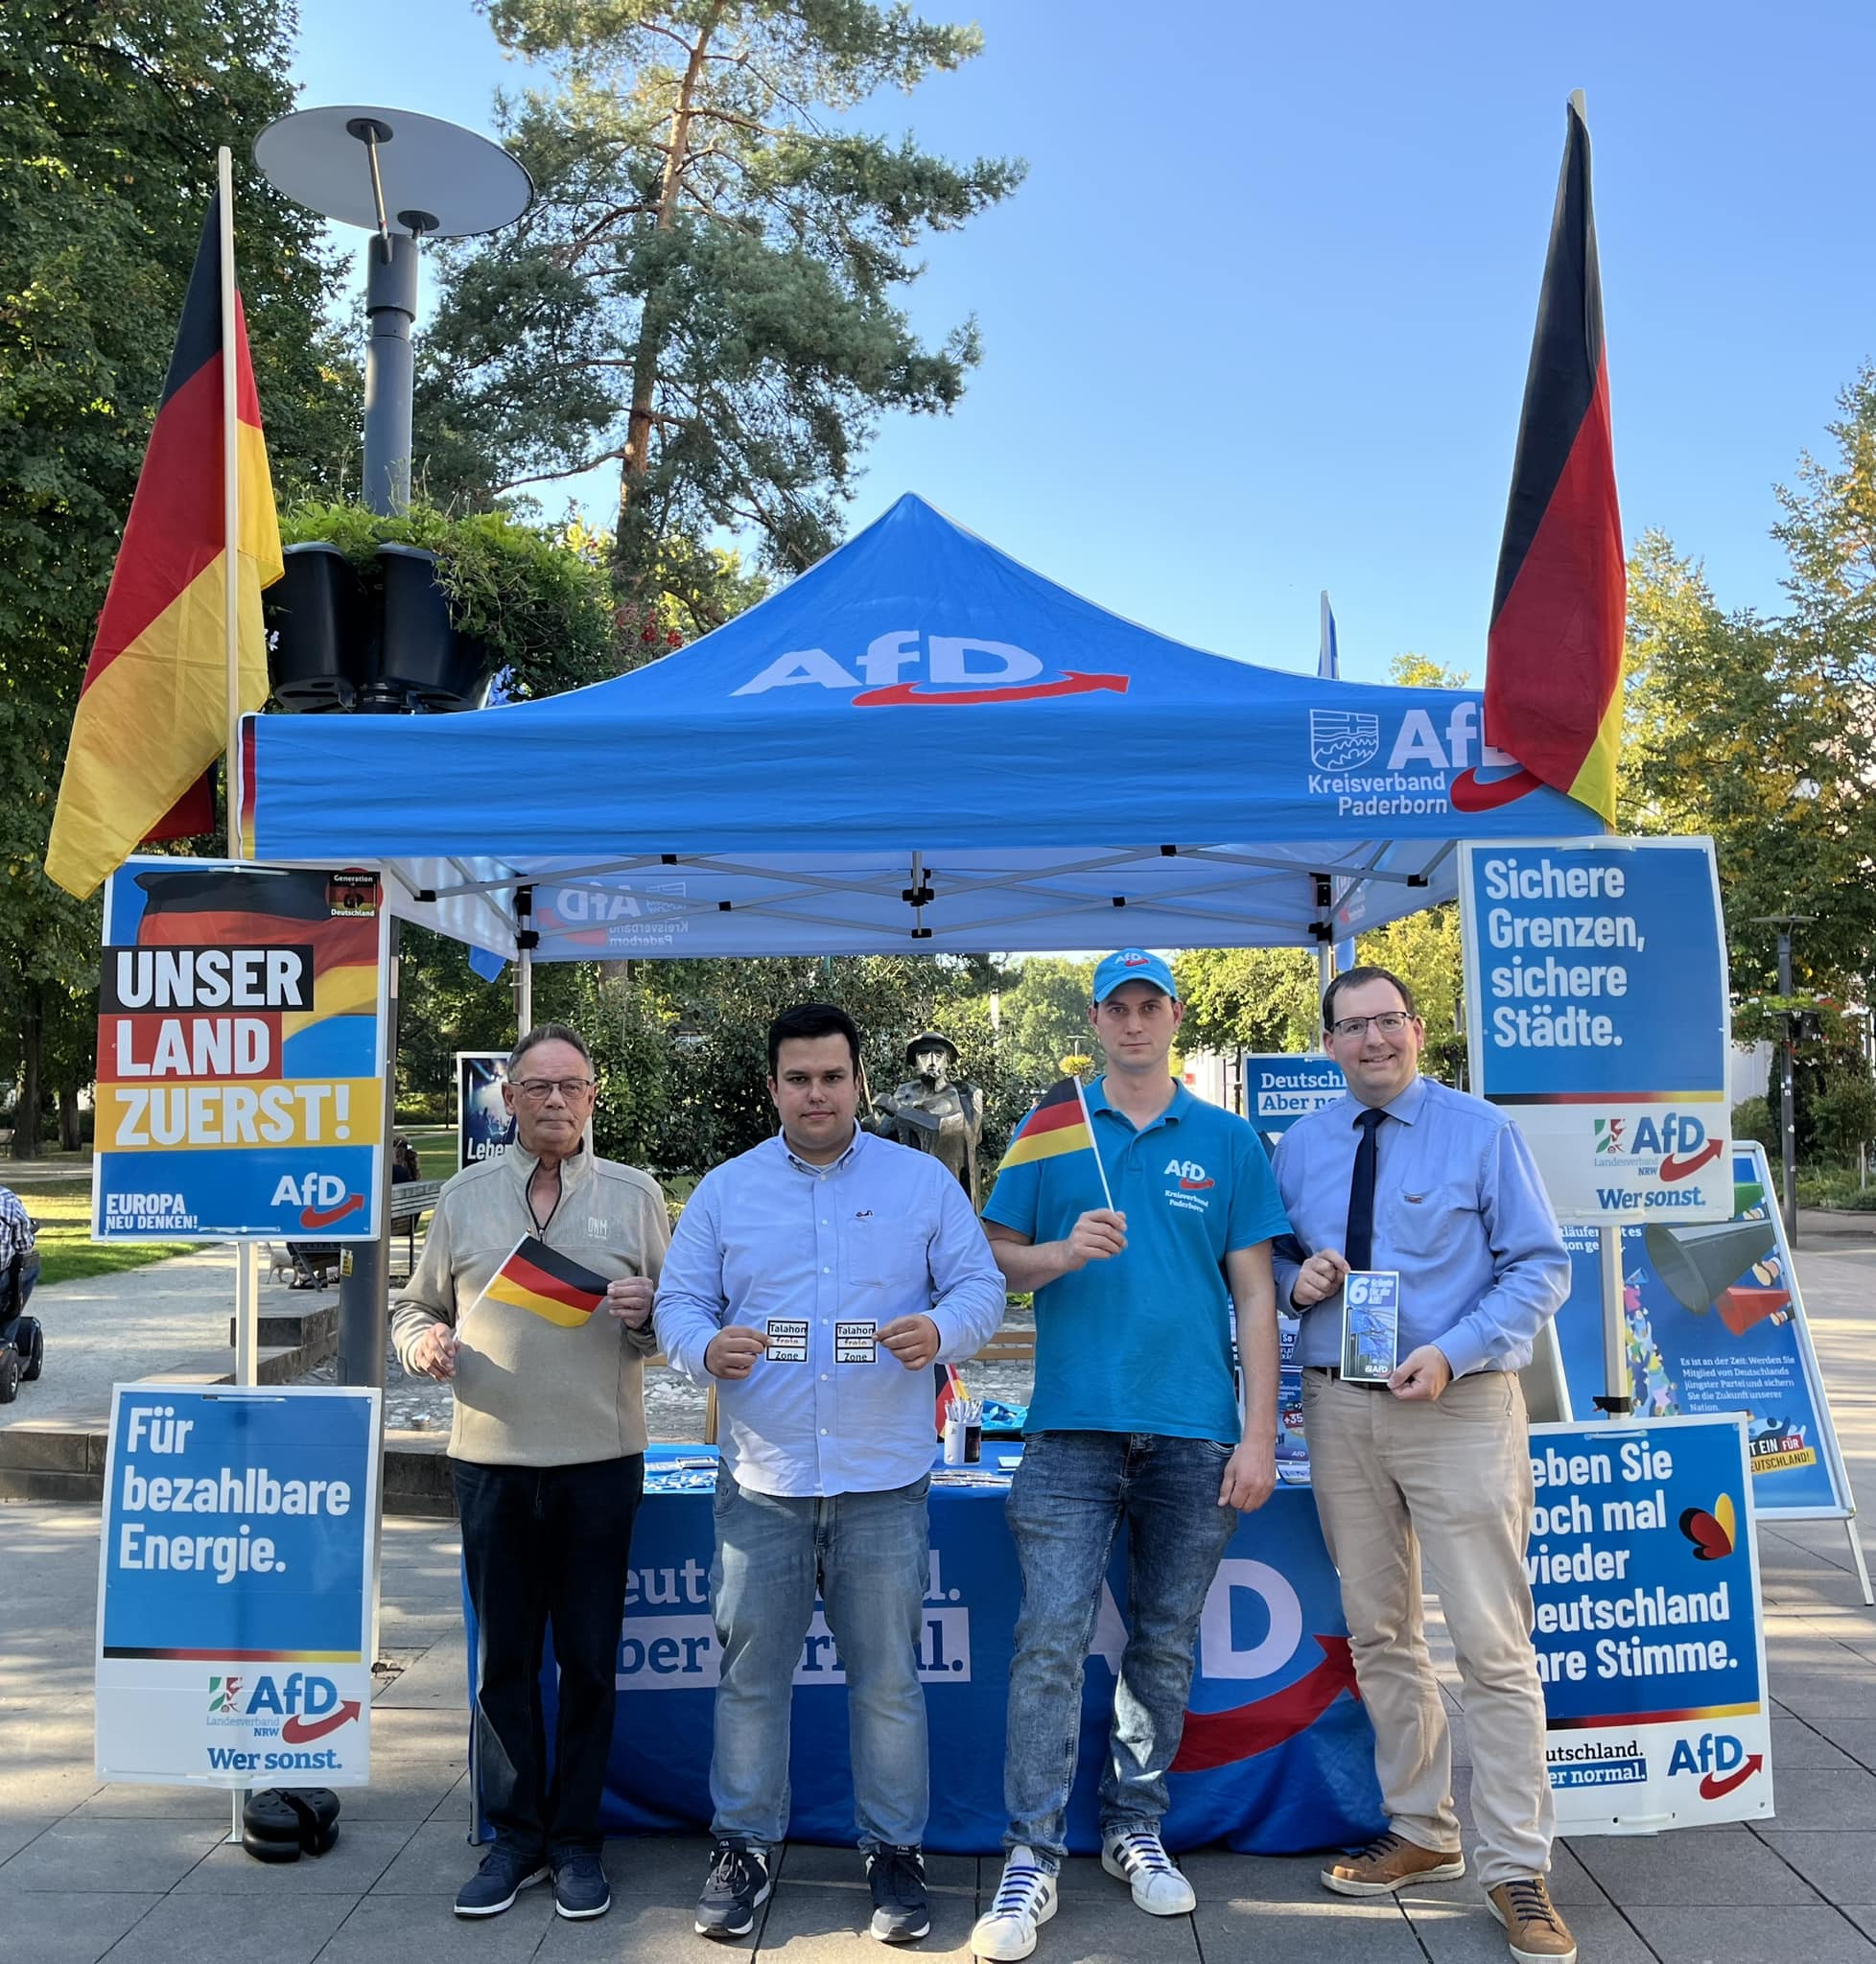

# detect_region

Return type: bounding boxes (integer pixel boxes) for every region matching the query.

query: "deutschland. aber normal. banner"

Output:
[93,858,388,1240]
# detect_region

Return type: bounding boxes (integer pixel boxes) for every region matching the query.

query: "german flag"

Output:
[1479,93,1625,827]
[479,1237,612,1330]
[998,1077,1098,1171]
[933,1361,966,1438]
[45,189,282,899]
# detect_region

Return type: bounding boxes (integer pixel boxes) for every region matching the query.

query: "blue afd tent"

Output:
[242,494,1603,961]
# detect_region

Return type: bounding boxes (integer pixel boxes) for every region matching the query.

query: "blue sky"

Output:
[289,0,1876,683]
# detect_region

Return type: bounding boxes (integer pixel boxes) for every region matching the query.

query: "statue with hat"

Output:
[870,1031,985,1209]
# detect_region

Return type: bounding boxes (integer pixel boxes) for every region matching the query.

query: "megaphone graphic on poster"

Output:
[1644,1220,1779,1316]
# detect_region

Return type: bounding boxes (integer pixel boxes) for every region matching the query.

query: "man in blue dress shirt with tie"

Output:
[1272,966,1575,1964]
[655,1002,1005,1948]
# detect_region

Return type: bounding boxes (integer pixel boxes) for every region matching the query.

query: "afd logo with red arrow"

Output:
[731,632,1131,708]
[214,1672,360,1740]
[1668,1731,1762,1799]
[1171,1635,1361,1770]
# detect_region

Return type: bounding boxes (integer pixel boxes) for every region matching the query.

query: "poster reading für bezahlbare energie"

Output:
[92,857,387,1241]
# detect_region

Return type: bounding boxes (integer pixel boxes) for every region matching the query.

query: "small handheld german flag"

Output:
[934,1361,966,1438]
[997,1077,1114,1208]
[476,1236,612,1329]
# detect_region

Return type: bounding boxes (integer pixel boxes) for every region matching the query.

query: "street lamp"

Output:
[1751,913,1816,1245]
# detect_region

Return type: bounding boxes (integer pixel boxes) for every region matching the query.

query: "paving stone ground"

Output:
[5,1212,1876,1960]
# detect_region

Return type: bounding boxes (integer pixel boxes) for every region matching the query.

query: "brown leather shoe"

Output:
[1487,1877,1577,1962]
[1321,1831,1466,1896]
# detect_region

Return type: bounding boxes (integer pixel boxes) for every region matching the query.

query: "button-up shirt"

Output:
[1271,1074,1568,1377]
[655,1126,1007,1497]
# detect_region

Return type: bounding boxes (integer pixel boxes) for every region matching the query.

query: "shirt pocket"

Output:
[840,1213,932,1298]
[1384,1181,1478,1262]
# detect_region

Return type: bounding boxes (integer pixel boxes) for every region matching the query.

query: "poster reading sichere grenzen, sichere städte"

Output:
[92,857,387,1241]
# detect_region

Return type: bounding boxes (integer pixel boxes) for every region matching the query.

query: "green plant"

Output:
[1732,1095,1778,1155]
[1811,1067,1876,1164]
[278,502,621,699]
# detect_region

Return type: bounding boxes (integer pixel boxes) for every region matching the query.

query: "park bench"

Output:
[284,1179,443,1289]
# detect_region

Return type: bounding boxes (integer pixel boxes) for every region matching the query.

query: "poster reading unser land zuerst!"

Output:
[92,858,388,1241]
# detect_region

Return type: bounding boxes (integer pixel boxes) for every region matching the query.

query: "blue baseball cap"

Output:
[1091,947,1178,1003]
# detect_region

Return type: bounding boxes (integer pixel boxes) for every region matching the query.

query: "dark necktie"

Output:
[1345,1108,1385,1272]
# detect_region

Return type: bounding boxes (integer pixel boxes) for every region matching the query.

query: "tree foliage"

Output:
[411,0,1022,617]
[0,0,357,1150]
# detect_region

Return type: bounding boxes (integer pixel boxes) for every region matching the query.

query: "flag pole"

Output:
[1074,1078,1116,1213]
[217,152,261,1854]
[219,147,243,869]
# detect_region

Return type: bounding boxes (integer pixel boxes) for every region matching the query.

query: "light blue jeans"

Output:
[1003,1431,1239,1865]
[708,1470,930,1853]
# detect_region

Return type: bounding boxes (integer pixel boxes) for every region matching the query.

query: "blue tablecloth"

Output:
[465,1445,1383,1856]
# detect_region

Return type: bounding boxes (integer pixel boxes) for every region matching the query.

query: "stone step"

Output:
[228,1299,340,1351]
[0,1412,456,1516]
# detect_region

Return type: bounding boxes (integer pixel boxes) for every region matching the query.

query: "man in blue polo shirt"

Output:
[969,949,1289,1963]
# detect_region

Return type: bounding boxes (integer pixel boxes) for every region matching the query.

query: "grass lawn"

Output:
[12,1182,196,1287]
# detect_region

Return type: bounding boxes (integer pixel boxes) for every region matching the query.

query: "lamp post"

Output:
[1752,913,1816,1246]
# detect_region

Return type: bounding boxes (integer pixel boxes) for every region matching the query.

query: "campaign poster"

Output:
[93,859,388,1240]
[457,1052,517,1171]
[96,1385,381,1787]
[1459,837,1731,1225]
[1244,1054,1346,1135]
[1532,1415,1770,1833]
[1553,1144,1850,1517]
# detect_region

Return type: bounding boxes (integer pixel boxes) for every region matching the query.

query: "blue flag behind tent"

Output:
[242,495,1603,965]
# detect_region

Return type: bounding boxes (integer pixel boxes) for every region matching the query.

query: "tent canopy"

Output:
[242,494,1603,961]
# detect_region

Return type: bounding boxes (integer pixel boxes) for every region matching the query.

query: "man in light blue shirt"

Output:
[655,1002,1004,1948]
[1272,966,1575,1964]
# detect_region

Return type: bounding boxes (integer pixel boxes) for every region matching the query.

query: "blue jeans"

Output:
[1003,1431,1238,1865]
[455,1453,643,1859]
[709,1471,931,1853]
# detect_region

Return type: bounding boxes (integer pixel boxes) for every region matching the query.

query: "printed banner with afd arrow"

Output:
[92,857,389,1242]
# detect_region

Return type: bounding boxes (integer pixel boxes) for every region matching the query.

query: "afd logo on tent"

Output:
[1306,699,1538,818]
[731,632,1128,707]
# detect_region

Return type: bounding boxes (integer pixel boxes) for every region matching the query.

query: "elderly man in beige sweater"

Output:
[391,1023,668,1926]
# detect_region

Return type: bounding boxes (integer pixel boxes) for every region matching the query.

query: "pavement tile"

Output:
[1403,1896,1652,1963]
[1843,1906,1876,1944]
[71,1781,236,1819]
[1772,1718,1864,1770]
[1180,1848,1330,1903]
[426,1770,470,1823]
[176,1818,416,1894]
[754,1878,979,1958]
[1757,1830,1876,1902]
[538,1897,757,1957]
[0,1890,162,1964]
[366,1816,482,1897]
[774,1841,975,1894]
[313,1891,555,1962]
[373,1634,472,1711]
[1571,1823,1821,1904]
[1805,1719,1876,1770]
[105,1889,354,1964]
[0,1812,55,1862]
[1761,1766,1876,1828]
[1196,1892,1419,1960]
[1768,1674,1876,1720]
[1626,1903,1876,1963]
[606,1831,729,1898]
[0,1813,223,1891]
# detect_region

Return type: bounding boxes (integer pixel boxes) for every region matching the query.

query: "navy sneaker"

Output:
[454,1843,549,1918]
[552,1846,611,1921]
[865,1843,930,1943]
[695,1838,772,1940]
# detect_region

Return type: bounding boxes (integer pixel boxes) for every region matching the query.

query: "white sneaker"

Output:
[971,1846,1059,1961]
[1100,1828,1196,1915]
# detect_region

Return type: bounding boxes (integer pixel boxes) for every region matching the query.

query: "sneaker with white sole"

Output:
[970,1846,1058,1961]
[1100,1828,1196,1915]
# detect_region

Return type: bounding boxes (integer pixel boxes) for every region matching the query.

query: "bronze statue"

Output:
[870,1032,985,1208]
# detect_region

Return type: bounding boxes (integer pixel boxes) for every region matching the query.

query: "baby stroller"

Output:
[0,1238,43,1403]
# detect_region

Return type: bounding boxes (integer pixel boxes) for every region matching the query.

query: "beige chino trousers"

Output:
[1302,1366,1553,1886]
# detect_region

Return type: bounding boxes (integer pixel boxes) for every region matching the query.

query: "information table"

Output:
[466,1446,1383,1856]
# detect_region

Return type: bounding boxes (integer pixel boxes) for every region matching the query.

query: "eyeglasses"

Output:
[512,1076,596,1101]
[1329,1012,1415,1040]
